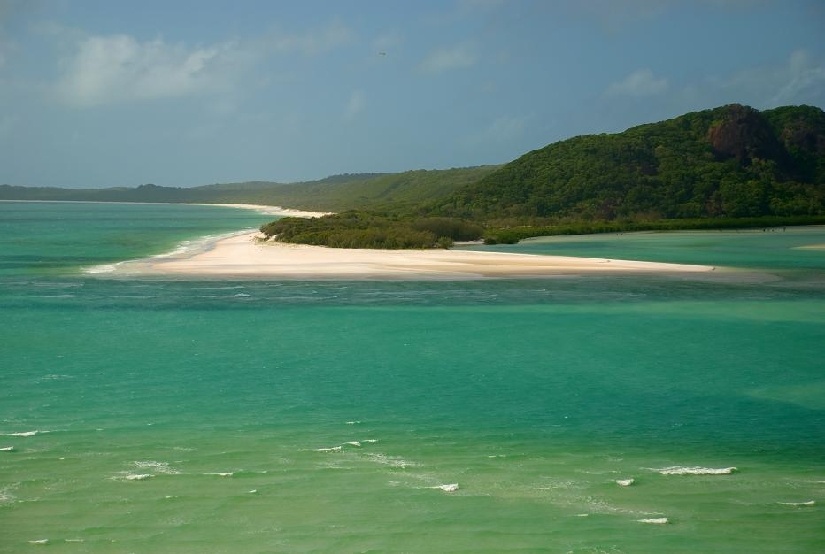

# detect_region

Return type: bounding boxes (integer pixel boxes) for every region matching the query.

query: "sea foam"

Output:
[3,430,41,437]
[0,486,16,505]
[431,483,459,492]
[364,453,417,468]
[653,466,736,475]
[638,517,669,524]
[123,474,153,481]
[133,460,179,474]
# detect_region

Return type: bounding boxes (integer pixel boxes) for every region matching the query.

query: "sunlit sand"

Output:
[86,203,722,280]
[96,231,719,280]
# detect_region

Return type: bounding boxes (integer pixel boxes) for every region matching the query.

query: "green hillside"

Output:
[431,104,825,224]
[262,104,825,248]
[0,167,497,211]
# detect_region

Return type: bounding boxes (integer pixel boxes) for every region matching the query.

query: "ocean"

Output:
[1,201,823,553]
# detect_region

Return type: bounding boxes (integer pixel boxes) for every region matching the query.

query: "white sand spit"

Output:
[201,203,332,218]
[93,232,719,280]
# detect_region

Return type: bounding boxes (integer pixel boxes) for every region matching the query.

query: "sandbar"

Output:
[91,231,721,280]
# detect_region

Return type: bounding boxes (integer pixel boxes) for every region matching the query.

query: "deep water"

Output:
[2,202,824,553]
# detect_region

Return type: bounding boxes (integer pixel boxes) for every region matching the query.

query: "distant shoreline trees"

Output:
[259,213,484,249]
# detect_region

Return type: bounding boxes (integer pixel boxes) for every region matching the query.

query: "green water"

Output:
[2,202,824,552]
[474,228,825,272]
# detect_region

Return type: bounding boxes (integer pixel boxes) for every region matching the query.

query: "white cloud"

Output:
[703,49,825,107]
[419,42,477,74]
[53,21,354,108]
[606,68,668,97]
[344,90,365,120]
[55,34,247,107]
[769,49,825,105]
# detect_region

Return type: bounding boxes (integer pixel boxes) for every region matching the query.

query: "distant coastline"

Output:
[0,199,329,219]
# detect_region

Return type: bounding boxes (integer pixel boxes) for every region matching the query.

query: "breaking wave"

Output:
[652,466,736,475]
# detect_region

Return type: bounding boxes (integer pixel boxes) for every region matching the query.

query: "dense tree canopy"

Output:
[429,104,825,225]
[259,213,483,249]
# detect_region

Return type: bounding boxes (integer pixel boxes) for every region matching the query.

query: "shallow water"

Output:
[1,202,824,552]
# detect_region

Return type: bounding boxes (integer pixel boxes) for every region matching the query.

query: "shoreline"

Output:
[88,231,727,281]
[197,203,331,218]
[1,199,330,219]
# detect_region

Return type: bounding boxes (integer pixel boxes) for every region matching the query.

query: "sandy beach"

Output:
[201,203,333,218]
[85,203,724,280]
[93,231,720,280]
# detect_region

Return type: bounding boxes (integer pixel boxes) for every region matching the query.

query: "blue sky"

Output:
[1,0,823,188]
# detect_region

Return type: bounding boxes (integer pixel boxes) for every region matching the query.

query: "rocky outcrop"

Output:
[707,104,782,164]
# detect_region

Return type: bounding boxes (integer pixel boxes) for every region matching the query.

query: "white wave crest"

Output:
[315,446,343,453]
[38,374,73,382]
[432,483,459,492]
[122,473,153,481]
[204,472,234,477]
[653,466,736,475]
[133,461,179,474]
[28,539,49,545]
[779,500,815,507]
[616,478,635,487]
[365,453,417,468]
[3,430,41,437]
[0,486,16,505]
[638,517,669,524]
[0,446,14,452]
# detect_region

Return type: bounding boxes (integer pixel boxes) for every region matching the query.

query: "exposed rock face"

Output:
[707,104,782,164]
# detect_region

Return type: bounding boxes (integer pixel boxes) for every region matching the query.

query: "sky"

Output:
[1,0,824,188]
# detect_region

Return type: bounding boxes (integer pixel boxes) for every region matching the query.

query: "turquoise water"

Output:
[2,202,824,552]
[473,228,825,272]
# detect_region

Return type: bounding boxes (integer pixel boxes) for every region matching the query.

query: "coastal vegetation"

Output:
[437,105,825,222]
[3,103,824,248]
[259,213,483,249]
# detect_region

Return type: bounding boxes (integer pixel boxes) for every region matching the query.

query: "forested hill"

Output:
[430,104,825,224]
[0,167,497,211]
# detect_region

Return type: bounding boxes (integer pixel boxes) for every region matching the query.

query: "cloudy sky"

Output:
[1,0,823,188]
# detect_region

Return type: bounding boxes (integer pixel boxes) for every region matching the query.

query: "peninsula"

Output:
[93,229,718,280]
